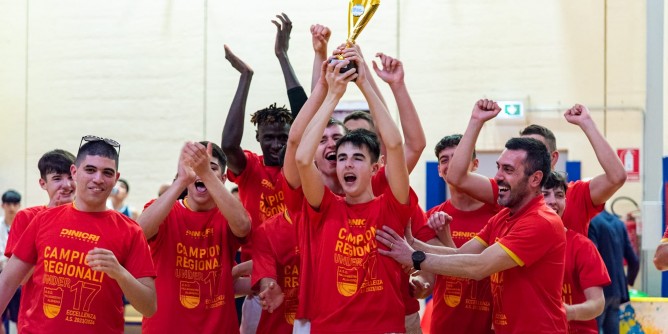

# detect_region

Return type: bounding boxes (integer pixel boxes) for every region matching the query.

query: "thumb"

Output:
[372,60,381,75]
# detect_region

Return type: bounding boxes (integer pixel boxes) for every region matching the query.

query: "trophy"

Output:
[332,0,381,74]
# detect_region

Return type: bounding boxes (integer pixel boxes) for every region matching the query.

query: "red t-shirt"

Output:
[302,186,417,334]
[427,188,500,334]
[562,180,604,236]
[662,227,668,242]
[228,150,286,261]
[13,204,156,334]
[370,166,426,315]
[474,195,567,334]
[5,206,48,258]
[563,229,610,334]
[252,210,300,334]
[141,199,245,334]
[5,205,49,333]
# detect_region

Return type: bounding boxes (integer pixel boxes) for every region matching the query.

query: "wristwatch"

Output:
[412,251,426,270]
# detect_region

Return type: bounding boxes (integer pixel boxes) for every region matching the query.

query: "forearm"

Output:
[295,95,338,168]
[232,260,253,279]
[222,73,252,150]
[235,277,253,297]
[363,62,388,108]
[311,51,327,92]
[566,287,604,321]
[359,80,401,150]
[390,81,425,172]
[277,54,301,91]
[413,238,458,256]
[117,274,156,317]
[583,121,625,179]
[138,181,186,239]
[447,118,484,186]
[421,253,489,280]
[200,173,250,238]
[285,82,328,187]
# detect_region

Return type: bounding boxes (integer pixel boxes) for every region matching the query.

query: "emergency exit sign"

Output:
[497,101,524,119]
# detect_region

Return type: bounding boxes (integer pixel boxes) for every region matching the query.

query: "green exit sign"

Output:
[498,101,524,119]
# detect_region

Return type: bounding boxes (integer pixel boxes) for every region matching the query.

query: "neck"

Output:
[508,191,541,215]
[184,196,215,212]
[4,214,15,227]
[322,174,345,196]
[345,188,374,205]
[111,197,123,209]
[74,198,108,212]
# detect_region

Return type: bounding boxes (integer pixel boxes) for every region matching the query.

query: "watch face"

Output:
[413,251,426,262]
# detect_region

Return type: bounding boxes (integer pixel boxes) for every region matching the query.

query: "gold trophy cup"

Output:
[331,0,380,74]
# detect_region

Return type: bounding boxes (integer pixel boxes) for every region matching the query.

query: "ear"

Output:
[377,154,386,167]
[530,170,544,188]
[70,164,77,179]
[255,130,260,142]
[370,162,380,176]
[115,172,121,183]
[221,173,227,183]
[39,178,47,190]
[551,151,559,169]
[470,158,479,172]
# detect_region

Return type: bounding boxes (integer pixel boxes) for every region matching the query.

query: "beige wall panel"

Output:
[0,1,28,201]
[21,1,206,207]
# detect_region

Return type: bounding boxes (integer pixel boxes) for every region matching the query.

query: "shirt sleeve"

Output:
[305,187,336,230]
[287,86,308,118]
[563,181,605,235]
[250,223,276,290]
[123,225,157,279]
[5,210,32,258]
[497,214,562,267]
[12,215,40,265]
[574,235,611,289]
[227,151,260,184]
[380,186,419,234]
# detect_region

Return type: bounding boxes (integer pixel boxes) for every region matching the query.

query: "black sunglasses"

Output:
[78,135,121,160]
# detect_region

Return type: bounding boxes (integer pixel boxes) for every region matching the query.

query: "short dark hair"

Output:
[1,190,21,204]
[38,149,75,179]
[76,141,119,168]
[519,124,557,153]
[336,129,380,163]
[433,134,476,160]
[117,178,130,193]
[505,137,551,187]
[250,103,293,128]
[343,111,374,130]
[199,141,227,172]
[328,117,347,132]
[543,171,568,194]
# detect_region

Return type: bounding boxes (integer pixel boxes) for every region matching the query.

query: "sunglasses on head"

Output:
[78,135,121,160]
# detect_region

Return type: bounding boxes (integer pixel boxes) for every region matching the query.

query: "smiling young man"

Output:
[3,149,76,332]
[0,136,156,334]
[138,141,250,334]
[542,171,610,334]
[377,101,567,334]
[294,51,417,333]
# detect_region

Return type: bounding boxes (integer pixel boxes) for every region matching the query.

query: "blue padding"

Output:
[426,161,446,211]
[662,157,668,297]
[565,161,581,182]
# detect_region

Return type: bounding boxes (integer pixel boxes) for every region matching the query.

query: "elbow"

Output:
[237,217,252,238]
[141,294,158,318]
[612,172,627,188]
[295,152,313,169]
[591,297,605,319]
[445,173,462,187]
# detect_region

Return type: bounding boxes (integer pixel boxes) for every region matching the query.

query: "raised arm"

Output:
[446,99,501,204]
[183,142,251,237]
[296,60,356,208]
[310,24,331,92]
[564,104,627,205]
[221,45,253,175]
[138,146,195,239]
[273,13,306,117]
[372,53,425,173]
[352,49,408,204]
[284,61,328,188]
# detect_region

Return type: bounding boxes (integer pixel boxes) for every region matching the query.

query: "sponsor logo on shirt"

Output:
[59,229,100,244]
